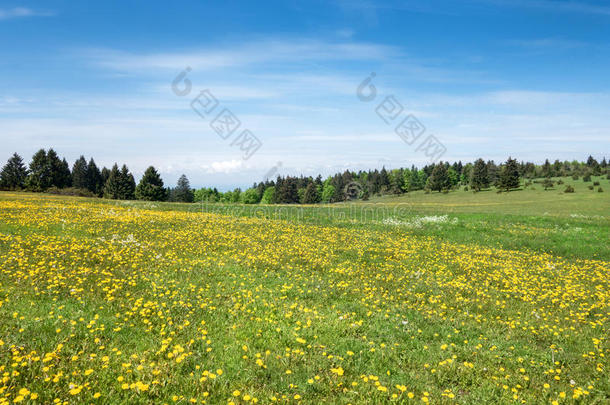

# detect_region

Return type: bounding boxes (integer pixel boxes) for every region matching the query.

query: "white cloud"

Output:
[0,7,54,20]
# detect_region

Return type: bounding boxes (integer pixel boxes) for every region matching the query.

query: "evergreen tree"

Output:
[120,165,136,200]
[0,153,28,189]
[103,164,122,199]
[470,158,489,191]
[302,182,321,204]
[72,156,89,189]
[86,159,103,195]
[26,149,52,191]
[135,166,165,201]
[542,159,553,178]
[427,162,451,192]
[498,157,520,192]
[277,177,299,203]
[171,174,194,203]
[47,150,71,188]
[486,160,498,187]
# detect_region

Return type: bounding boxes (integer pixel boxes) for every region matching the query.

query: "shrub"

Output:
[46,187,97,197]
[442,189,449,194]
[557,179,564,185]
[564,185,575,193]
[583,174,591,182]
[463,186,469,191]
[593,181,600,186]
[572,174,579,180]
[599,187,604,193]
[588,185,594,190]
[607,173,610,180]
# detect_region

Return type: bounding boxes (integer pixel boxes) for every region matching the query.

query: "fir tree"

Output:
[86,159,103,195]
[135,166,166,201]
[427,162,451,192]
[72,156,89,189]
[498,157,520,192]
[103,164,122,199]
[120,165,136,200]
[470,158,489,191]
[171,174,194,203]
[26,149,52,191]
[302,182,321,204]
[0,153,28,189]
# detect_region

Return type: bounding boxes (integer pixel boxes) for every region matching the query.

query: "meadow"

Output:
[0,182,608,404]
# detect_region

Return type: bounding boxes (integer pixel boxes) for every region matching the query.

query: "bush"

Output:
[588,185,594,190]
[572,174,579,180]
[564,185,575,193]
[46,187,97,197]
[557,179,564,185]
[599,187,604,193]
[442,189,449,194]
[583,174,591,182]
[463,186,469,191]
[593,181,600,186]
[607,173,610,180]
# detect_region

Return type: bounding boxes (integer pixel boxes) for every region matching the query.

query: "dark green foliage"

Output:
[0,153,28,190]
[47,150,71,188]
[103,164,136,200]
[498,157,520,192]
[87,159,103,196]
[564,185,575,193]
[598,187,603,192]
[135,166,166,201]
[470,158,489,191]
[302,182,321,204]
[583,174,591,182]
[72,156,89,189]
[427,162,451,192]
[25,149,52,191]
[542,178,554,190]
[47,186,96,197]
[170,174,194,203]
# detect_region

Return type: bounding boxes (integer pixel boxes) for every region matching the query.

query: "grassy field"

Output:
[0,184,608,404]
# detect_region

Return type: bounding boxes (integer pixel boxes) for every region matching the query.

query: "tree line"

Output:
[0,149,194,202]
[1,150,607,204]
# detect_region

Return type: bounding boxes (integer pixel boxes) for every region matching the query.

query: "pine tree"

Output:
[470,158,489,191]
[0,153,28,189]
[72,156,89,189]
[135,166,166,201]
[498,157,520,192]
[427,162,451,192]
[46,149,71,188]
[171,174,194,203]
[302,182,321,204]
[86,159,103,195]
[26,149,52,191]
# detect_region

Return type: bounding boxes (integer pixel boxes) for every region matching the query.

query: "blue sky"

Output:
[1,0,609,189]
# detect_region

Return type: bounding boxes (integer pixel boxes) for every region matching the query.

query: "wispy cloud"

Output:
[0,7,54,20]
[84,39,398,72]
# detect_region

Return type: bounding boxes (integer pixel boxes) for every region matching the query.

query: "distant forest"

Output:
[0,149,607,204]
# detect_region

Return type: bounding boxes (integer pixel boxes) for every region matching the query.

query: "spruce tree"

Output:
[26,149,52,191]
[103,164,122,199]
[135,166,166,201]
[498,157,520,192]
[427,162,451,192]
[171,174,194,203]
[120,165,136,200]
[303,182,321,204]
[86,159,103,195]
[0,153,28,189]
[72,156,89,189]
[470,158,489,191]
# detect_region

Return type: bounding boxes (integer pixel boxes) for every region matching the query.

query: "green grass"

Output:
[0,181,608,404]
